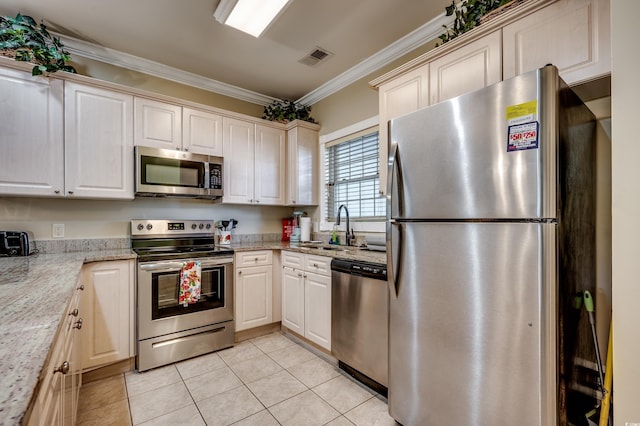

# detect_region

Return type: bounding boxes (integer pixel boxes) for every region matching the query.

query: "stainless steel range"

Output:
[131,219,235,371]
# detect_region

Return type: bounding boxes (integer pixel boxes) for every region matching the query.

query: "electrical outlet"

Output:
[52,223,65,238]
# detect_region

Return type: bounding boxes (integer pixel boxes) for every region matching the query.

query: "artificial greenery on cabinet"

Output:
[262,99,316,124]
[437,0,518,46]
[0,13,76,76]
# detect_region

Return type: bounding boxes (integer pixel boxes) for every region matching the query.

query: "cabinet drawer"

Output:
[282,250,304,269]
[305,254,331,276]
[236,250,272,267]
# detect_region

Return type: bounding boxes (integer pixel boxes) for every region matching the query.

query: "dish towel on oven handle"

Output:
[179,260,201,307]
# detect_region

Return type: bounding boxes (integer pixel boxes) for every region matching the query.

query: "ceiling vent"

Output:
[299,47,333,67]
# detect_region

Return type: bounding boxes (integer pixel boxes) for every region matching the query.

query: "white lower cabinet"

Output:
[81,260,135,369]
[281,251,332,350]
[29,279,84,426]
[235,251,273,331]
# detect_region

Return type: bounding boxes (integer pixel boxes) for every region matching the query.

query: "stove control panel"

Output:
[131,220,216,237]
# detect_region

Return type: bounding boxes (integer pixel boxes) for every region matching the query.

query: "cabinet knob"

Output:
[313,263,318,267]
[255,200,260,203]
[78,284,85,291]
[68,190,74,195]
[298,273,302,277]
[69,308,79,317]
[254,257,259,262]
[292,200,296,204]
[54,190,60,194]
[238,270,242,275]
[176,147,181,150]
[184,147,189,151]
[73,318,83,330]
[249,199,253,203]
[54,361,70,375]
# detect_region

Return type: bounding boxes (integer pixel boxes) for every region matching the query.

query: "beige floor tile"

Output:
[184,365,243,402]
[228,352,283,384]
[218,341,263,366]
[176,352,226,380]
[129,381,193,425]
[76,398,132,426]
[313,375,375,413]
[125,365,181,397]
[197,385,264,426]
[246,370,307,407]
[230,409,280,426]
[326,416,357,426]
[250,332,295,354]
[287,356,341,388]
[269,390,340,426]
[137,404,205,426]
[267,342,318,369]
[78,374,127,414]
[344,396,397,426]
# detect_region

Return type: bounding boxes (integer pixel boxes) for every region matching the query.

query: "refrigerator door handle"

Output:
[387,142,402,298]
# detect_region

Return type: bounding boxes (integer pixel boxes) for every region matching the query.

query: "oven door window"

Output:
[141,155,205,188]
[152,265,225,319]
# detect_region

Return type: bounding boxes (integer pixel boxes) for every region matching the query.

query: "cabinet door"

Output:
[81,260,134,369]
[282,266,305,335]
[429,29,502,105]
[378,66,429,196]
[0,67,64,197]
[222,117,255,204]
[255,124,286,205]
[286,123,319,206]
[305,271,331,350]
[503,0,610,85]
[183,107,223,156]
[134,97,182,150]
[64,82,134,199]
[236,265,273,331]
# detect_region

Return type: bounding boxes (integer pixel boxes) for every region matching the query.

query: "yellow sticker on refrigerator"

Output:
[506,100,539,152]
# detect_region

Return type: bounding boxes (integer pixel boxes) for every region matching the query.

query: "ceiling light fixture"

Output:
[213,0,291,38]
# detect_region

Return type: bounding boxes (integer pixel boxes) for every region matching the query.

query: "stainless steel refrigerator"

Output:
[387,65,596,426]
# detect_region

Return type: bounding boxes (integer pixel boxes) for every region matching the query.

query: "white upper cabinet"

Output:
[286,121,320,206]
[183,107,223,156]
[222,117,285,205]
[134,97,182,150]
[503,0,610,85]
[65,82,134,199]
[0,66,64,197]
[255,124,286,205]
[429,29,502,104]
[376,66,429,196]
[222,117,255,204]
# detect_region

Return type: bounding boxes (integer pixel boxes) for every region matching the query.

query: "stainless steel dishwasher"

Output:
[331,258,388,395]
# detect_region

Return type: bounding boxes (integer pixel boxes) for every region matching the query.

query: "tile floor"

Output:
[77,331,398,426]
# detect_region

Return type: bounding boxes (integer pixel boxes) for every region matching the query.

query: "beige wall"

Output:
[70,56,264,118]
[611,1,640,424]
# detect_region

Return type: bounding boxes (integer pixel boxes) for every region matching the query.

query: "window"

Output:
[324,131,385,221]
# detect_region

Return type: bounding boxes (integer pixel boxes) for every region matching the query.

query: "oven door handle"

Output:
[139,258,233,272]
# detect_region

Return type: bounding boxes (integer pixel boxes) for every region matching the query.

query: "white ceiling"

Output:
[0,0,452,104]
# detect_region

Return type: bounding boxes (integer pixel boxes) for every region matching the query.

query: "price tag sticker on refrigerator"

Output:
[507,121,539,151]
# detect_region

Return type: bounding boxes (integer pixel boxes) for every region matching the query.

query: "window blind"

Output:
[325,131,385,221]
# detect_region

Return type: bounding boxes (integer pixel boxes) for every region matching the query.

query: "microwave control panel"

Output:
[210,163,222,190]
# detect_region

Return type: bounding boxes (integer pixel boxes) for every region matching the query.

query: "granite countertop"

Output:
[0,249,136,425]
[0,241,384,424]
[231,241,388,265]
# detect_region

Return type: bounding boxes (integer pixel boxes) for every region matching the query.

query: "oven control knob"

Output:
[146,224,153,230]
[137,224,144,231]
[206,223,211,229]
[191,224,197,230]
[199,223,204,229]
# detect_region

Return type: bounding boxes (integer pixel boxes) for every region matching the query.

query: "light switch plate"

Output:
[53,223,65,238]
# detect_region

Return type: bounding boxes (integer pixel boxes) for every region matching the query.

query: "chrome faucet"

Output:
[336,204,354,246]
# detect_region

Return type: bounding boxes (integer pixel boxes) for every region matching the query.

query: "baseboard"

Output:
[82,358,135,384]
[234,322,282,343]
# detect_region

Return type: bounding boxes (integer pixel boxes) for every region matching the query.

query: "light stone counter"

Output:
[0,249,135,425]
[230,241,387,265]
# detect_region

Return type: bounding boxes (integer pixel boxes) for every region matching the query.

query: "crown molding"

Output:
[295,11,452,105]
[55,10,451,107]
[57,34,279,106]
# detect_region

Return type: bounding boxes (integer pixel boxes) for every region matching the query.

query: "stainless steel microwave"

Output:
[135,146,223,199]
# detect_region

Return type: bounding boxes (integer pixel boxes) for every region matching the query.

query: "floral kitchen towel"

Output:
[179,260,201,307]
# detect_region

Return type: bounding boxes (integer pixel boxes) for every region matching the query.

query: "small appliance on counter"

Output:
[0,231,35,256]
[289,211,304,243]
